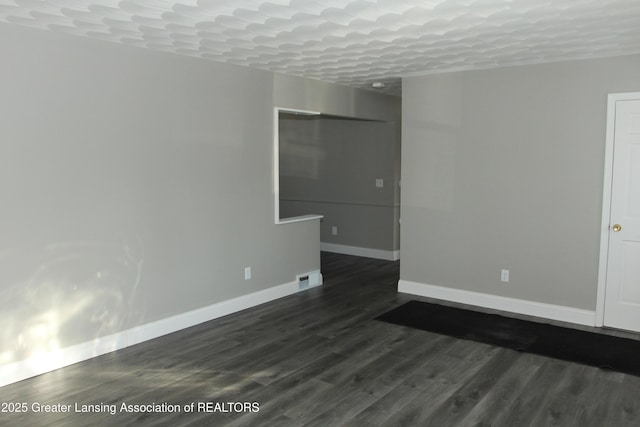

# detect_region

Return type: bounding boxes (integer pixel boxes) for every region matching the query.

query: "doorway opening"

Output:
[274,107,401,261]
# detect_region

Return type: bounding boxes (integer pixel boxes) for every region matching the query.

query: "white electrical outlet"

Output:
[501,269,509,283]
[376,178,384,188]
[332,226,338,236]
[244,267,252,280]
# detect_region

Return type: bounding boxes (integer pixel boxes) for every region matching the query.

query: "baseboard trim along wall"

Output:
[398,280,596,327]
[321,242,400,261]
[0,272,322,388]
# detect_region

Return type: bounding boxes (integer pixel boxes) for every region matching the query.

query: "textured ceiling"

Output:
[1,0,640,96]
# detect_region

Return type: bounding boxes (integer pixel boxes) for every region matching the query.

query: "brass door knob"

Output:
[613,224,622,232]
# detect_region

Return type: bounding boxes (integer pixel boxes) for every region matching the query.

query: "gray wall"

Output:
[0,22,400,374]
[274,73,400,122]
[0,23,325,368]
[401,54,640,310]
[279,116,400,252]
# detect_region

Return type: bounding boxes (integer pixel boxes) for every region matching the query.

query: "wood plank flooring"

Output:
[2,252,640,426]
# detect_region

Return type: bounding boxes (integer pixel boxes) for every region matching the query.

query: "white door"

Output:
[603,96,640,331]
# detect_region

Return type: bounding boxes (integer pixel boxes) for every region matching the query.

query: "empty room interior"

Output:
[2,0,640,425]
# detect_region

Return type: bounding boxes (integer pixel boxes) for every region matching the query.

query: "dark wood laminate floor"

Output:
[2,252,640,426]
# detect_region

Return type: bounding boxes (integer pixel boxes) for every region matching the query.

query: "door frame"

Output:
[273,107,321,224]
[596,92,640,327]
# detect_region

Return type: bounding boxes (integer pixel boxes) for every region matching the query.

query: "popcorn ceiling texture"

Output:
[1,0,640,95]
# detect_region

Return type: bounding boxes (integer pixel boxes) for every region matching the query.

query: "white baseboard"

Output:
[0,277,318,388]
[321,242,400,261]
[398,280,596,327]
